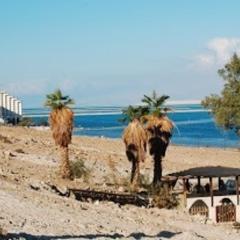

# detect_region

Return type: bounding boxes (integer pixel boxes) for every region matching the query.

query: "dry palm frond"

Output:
[122,119,147,162]
[145,115,174,161]
[49,107,74,147]
[145,115,173,142]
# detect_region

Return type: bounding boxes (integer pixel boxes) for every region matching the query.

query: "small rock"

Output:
[56,185,69,196]
[15,148,25,154]
[30,184,40,191]
[118,186,124,192]
[4,151,16,158]
[80,205,88,210]
[31,138,37,143]
[29,181,41,191]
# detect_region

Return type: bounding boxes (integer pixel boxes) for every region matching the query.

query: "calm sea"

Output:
[23,104,239,148]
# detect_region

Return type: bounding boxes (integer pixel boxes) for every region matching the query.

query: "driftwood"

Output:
[69,188,150,207]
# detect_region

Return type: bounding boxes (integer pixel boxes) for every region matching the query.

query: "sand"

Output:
[0,126,239,239]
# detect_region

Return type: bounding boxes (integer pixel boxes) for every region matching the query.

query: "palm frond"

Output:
[142,95,154,105]
[142,91,171,117]
[44,89,75,110]
[156,95,170,106]
[122,119,147,162]
[120,105,150,123]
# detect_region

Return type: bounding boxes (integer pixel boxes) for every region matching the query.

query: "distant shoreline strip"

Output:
[23,109,209,118]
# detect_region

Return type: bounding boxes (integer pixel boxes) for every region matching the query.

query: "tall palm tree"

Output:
[45,89,74,179]
[142,91,173,186]
[122,106,147,187]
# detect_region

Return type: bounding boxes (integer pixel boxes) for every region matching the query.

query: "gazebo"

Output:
[169,166,240,223]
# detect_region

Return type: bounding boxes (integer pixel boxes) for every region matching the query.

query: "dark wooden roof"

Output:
[168,166,240,178]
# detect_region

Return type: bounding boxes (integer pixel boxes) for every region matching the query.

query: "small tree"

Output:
[45,89,75,179]
[142,91,173,186]
[122,106,147,188]
[202,53,240,136]
[122,92,174,188]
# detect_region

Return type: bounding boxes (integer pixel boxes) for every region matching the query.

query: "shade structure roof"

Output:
[168,166,240,178]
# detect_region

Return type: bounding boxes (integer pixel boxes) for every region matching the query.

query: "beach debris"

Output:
[44,182,70,197]
[69,188,150,207]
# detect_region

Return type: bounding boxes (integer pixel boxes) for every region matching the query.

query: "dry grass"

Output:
[150,184,179,209]
[107,156,132,191]
[108,156,119,185]
[70,158,91,182]
[139,174,151,189]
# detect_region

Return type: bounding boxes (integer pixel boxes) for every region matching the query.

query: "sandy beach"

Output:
[0,126,239,239]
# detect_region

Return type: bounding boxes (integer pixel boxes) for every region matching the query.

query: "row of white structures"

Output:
[0,91,22,124]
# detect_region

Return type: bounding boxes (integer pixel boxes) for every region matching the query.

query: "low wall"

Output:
[187,195,240,222]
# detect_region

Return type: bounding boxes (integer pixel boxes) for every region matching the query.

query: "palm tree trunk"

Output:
[59,146,72,179]
[131,160,140,186]
[153,154,162,186]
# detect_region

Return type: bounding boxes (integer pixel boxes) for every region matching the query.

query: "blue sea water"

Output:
[23,104,239,148]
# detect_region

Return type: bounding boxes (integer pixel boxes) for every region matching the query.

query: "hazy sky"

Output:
[1,0,240,107]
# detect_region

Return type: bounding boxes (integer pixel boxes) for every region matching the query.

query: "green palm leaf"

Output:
[142,91,171,117]
[44,89,75,110]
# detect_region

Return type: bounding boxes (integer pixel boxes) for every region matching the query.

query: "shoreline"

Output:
[30,126,240,151]
[28,126,240,150]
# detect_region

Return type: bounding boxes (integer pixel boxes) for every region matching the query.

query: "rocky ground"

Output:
[0,126,240,239]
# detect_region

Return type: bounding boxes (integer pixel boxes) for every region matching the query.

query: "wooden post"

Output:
[186,179,189,192]
[197,176,201,193]
[218,177,221,190]
[236,176,239,205]
[183,178,187,207]
[210,177,214,207]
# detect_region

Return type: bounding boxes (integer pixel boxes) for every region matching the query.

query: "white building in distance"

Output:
[0,91,22,124]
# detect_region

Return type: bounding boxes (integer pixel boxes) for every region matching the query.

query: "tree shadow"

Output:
[1,230,181,239]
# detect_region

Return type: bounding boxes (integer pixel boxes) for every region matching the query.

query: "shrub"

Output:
[18,117,34,127]
[151,183,178,209]
[70,158,90,181]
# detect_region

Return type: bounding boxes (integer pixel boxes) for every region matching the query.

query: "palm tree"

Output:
[122,106,147,187]
[45,89,74,179]
[142,91,173,186]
